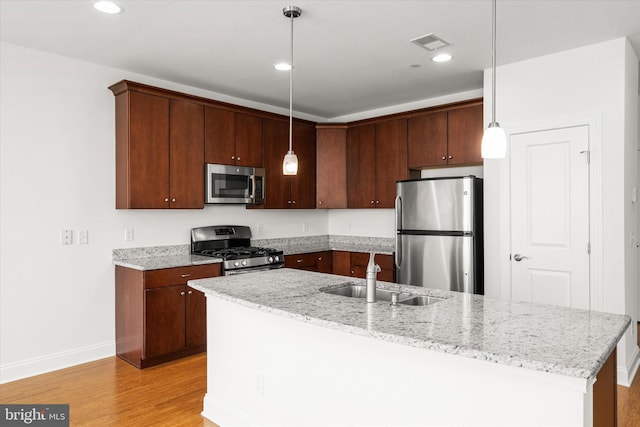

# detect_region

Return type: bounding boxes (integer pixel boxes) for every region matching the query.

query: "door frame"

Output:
[493,113,603,311]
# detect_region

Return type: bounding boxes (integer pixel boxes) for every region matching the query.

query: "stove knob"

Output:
[274,255,280,262]
[241,260,247,266]
[268,256,274,263]
[234,261,240,267]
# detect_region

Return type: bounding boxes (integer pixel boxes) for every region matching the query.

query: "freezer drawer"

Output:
[396,177,476,232]
[396,234,477,293]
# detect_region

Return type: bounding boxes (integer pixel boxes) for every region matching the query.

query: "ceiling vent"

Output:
[410,33,450,51]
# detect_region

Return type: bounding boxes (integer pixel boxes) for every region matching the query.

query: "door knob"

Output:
[513,254,529,262]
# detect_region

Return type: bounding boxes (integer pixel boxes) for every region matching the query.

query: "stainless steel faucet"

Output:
[366,252,381,303]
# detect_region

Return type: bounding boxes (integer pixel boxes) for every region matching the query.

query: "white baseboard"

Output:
[0,341,115,384]
[617,344,639,387]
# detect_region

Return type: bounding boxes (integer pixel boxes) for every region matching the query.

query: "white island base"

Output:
[202,296,599,427]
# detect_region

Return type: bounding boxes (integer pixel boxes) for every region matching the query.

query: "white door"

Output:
[510,126,590,309]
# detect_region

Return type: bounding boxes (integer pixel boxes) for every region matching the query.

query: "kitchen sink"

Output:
[321,283,412,302]
[397,295,444,306]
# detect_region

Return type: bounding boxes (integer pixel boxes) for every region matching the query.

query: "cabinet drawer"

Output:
[285,253,318,269]
[145,263,222,289]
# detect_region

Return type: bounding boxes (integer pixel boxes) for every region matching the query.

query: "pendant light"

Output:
[282,5,301,175]
[481,0,506,159]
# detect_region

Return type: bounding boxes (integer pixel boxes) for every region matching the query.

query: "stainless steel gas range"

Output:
[190,225,284,275]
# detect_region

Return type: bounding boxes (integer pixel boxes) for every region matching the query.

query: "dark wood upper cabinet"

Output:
[204,108,263,167]
[262,118,290,209]
[169,100,204,209]
[407,102,483,169]
[447,104,483,165]
[262,118,316,209]
[347,120,407,209]
[408,111,447,168]
[204,107,234,165]
[290,124,317,209]
[234,113,263,167]
[316,125,348,209]
[111,85,204,209]
[347,124,377,208]
[375,118,408,208]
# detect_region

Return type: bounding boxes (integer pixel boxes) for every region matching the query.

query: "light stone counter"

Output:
[189,268,630,379]
[112,244,222,270]
[252,235,395,255]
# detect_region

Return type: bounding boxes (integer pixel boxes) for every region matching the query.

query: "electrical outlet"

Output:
[124,228,134,241]
[60,230,72,245]
[78,230,88,244]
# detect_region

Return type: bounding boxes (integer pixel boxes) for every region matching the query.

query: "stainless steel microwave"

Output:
[205,164,265,204]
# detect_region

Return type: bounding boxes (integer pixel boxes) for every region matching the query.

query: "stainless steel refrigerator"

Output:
[395,176,483,294]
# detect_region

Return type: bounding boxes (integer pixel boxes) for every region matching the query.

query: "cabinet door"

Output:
[285,252,318,270]
[185,288,207,348]
[332,251,351,276]
[375,119,408,208]
[204,107,235,165]
[316,126,347,208]
[407,112,448,168]
[262,119,291,209]
[144,285,186,358]
[126,91,170,208]
[235,113,263,167]
[290,124,316,209]
[169,100,204,209]
[316,251,333,274]
[347,125,376,208]
[350,252,395,282]
[447,104,483,165]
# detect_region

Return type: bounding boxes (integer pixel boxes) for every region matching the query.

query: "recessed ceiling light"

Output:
[274,63,292,71]
[94,1,123,14]
[432,53,453,63]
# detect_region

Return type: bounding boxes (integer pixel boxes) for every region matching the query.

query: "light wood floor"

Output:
[2,352,639,426]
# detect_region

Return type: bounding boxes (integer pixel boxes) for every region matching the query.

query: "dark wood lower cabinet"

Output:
[115,263,221,369]
[287,250,394,282]
[593,348,617,427]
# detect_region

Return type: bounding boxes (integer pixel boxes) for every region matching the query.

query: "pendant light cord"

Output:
[289,9,294,152]
[491,0,497,124]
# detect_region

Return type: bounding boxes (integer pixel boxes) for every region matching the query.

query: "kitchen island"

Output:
[189,268,630,427]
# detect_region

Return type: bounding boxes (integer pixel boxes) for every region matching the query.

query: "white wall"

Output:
[0,42,334,383]
[483,38,639,385]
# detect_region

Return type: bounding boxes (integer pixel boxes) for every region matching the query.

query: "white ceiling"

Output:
[2,0,640,119]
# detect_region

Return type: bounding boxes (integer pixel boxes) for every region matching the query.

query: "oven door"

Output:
[206,164,258,204]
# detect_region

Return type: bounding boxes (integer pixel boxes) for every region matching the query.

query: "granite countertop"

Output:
[112,235,394,271]
[112,244,222,270]
[189,268,631,380]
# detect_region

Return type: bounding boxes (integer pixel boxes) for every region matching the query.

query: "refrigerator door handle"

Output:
[395,195,402,268]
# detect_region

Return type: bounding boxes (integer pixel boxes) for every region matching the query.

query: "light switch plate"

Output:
[78,230,88,244]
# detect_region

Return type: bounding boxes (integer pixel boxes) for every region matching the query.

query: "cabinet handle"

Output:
[231,155,235,160]
[181,274,191,278]
[351,270,355,275]
[318,257,322,261]
[171,198,176,202]
[188,290,193,295]
[370,200,375,204]
[296,259,303,263]
[441,156,446,160]
[375,200,379,204]
[237,157,241,161]
[164,198,169,202]
[318,200,323,205]
[448,156,453,159]
[292,200,296,204]
[180,291,185,296]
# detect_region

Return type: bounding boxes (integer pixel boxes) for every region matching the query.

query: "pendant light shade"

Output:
[282,5,301,175]
[482,0,506,159]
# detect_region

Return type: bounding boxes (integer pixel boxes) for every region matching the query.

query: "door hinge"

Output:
[587,242,591,255]
[580,150,590,164]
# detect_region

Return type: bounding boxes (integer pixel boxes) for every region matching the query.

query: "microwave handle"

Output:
[249,175,256,200]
